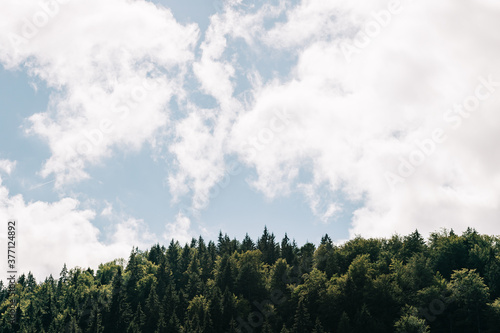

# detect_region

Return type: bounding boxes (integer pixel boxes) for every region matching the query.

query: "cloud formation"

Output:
[0,161,156,280]
[0,0,198,187]
[1,0,500,269]
[227,0,500,238]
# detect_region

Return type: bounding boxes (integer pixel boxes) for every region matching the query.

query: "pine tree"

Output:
[227,318,239,333]
[156,261,172,301]
[11,305,22,332]
[336,312,351,333]
[207,286,224,333]
[280,324,290,333]
[292,298,312,333]
[298,242,316,276]
[218,232,238,256]
[262,320,273,333]
[312,317,326,333]
[67,314,81,333]
[179,244,192,289]
[148,243,165,265]
[241,233,255,252]
[27,272,37,292]
[167,240,181,285]
[281,233,297,265]
[105,267,132,333]
[144,282,162,332]
[184,256,203,299]
[216,254,235,292]
[402,230,426,262]
[155,313,167,333]
[167,313,182,333]
[197,236,212,282]
[125,248,142,309]
[162,284,179,320]
[258,226,279,265]
[353,304,374,333]
[41,290,55,330]
[87,305,104,333]
[128,304,145,333]
[222,288,238,329]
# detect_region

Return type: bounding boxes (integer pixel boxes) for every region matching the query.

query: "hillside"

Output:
[1,227,500,332]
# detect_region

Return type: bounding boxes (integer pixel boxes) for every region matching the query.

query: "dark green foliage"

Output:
[336,312,351,333]
[394,306,430,333]
[2,227,500,332]
[257,226,280,265]
[280,233,298,266]
[241,233,256,252]
[312,317,325,333]
[291,298,312,332]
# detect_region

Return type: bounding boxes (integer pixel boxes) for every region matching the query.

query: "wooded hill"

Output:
[1,227,500,332]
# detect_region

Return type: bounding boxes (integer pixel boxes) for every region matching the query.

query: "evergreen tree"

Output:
[241,233,255,252]
[292,298,312,332]
[0,228,499,333]
[280,324,290,333]
[167,313,182,333]
[215,254,235,292]
[128,304,145,333]
[148,243,165,265]
[86,304,104,333]
[144,282,162,332]
[167,240,182,285]
[312,317,326,333]
[336,312,351,333]
[281,233,297,265]
[258,226,279,265]
[184,255,203,299]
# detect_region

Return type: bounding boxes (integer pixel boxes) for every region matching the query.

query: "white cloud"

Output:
[100,202,113,217]
[2,0,500,254]
[226,0,500,238]
[0,0,199,187]
[163,213,193,246]
[0,177,156,281]
[160,0,500,239]
[0,159,16,175]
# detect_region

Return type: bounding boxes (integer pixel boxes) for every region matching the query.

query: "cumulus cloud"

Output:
[0,160,16,175]
[163,0,500,238]
[163,213,193,246]
[167,0,290,212]
[0,0,199,187]
[3,0,500,249]
[0,178,156,281]
[227,0,500,237]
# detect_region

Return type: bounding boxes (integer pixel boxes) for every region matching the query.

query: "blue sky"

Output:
[0,1,351,246]
[1,0,500,279]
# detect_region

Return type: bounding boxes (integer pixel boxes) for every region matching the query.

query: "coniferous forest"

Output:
[1,227,500,333]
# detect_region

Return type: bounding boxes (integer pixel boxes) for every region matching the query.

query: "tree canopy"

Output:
[1,227,500,332]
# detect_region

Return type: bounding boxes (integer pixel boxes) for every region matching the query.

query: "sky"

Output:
[0,0,500,280]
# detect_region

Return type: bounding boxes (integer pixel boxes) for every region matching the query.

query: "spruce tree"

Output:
[292,298,312,333]
[336,312,351,333]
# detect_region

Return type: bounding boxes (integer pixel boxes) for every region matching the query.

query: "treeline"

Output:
[1,227,500,332]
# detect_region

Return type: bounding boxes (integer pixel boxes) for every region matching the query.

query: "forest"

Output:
[1,227,500,333]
